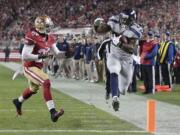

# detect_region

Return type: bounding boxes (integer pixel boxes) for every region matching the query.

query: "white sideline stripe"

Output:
[0,129,147,133]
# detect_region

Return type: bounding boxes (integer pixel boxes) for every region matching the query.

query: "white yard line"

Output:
[0,129,147,133]
[1,62,180,135]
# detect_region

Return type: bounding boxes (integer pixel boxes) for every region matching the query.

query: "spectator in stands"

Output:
[65,39,75,78]
[154,34,161,85]
[90,38,98,82]
[56,35,67,77]
[1,0,179,38]
[173,48,180,84]
[140,31,159,94]
[159,32,176,88]
[84,37,94,82]
[3,45,11,62]
[73,38,82,80]
[79,38,86,80]
[19,38,24,55]
[0,0,179,89]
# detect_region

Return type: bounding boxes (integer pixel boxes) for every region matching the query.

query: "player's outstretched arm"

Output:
[22,44,39,61]
[22,44,50,61]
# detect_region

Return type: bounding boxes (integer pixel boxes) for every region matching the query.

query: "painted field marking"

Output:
[147,99,156,133]
[0,129,148,133]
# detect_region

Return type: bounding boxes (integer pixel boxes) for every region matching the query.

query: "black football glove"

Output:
[38,53,49,59]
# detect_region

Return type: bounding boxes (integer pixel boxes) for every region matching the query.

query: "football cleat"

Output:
[112,96,119,111]
[51,108,64,122]
[12,98,22,116]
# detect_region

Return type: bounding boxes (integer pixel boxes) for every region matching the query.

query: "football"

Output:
[93,18,104,32]
[93,18,104,27]
[0,0,179,135]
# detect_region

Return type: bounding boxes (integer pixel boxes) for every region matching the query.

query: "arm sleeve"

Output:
[144,44,158,59]
[22,44,39,61]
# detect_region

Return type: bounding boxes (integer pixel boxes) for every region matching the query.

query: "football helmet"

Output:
[34,15,54,34]
[119,9,137,26]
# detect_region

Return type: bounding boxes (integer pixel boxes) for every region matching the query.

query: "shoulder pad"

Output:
[108,15,119,23]
[24,30,38,45]
[48,34,57,47]
[129,23,143,39]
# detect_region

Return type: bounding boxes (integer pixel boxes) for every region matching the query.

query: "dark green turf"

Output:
[0,65,151,135]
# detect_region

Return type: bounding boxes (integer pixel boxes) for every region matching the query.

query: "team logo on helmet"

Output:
[35,15,54,34]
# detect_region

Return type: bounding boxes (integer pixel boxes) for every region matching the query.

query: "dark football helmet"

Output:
[119,9,137,26]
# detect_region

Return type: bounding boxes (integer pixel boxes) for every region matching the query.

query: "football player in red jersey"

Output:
[12,15,64,122]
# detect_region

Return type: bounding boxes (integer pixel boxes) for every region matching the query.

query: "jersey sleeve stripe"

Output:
[129,27,141,39]
[109,19,119,24]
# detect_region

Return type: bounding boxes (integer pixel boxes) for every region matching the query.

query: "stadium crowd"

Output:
[45,32,180,85]
[0,0,180,92]
[0,0,179,40]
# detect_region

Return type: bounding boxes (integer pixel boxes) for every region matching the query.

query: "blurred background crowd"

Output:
[0,0,179,43]
[0,0,180,92]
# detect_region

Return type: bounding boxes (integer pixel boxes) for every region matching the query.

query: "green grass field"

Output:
[0,65,151,135]
[99,80,180,106]
[137,82,180,106]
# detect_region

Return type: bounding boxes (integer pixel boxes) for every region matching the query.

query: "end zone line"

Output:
[0,129,148,133]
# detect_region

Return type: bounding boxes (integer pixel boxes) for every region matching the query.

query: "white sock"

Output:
[18,95,25,103]
[112,96,118,101]
[46,100,55,111]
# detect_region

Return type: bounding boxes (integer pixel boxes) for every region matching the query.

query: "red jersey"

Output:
[24,29,56,69]
[140,40,157,65]
[174,51,180,68]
